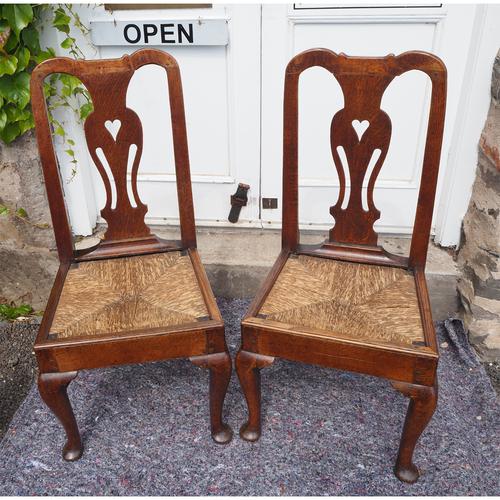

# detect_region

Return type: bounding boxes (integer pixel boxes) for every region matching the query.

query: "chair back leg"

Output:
[235,349,274,442]
[38,371,82,461]
[391,380,438,483]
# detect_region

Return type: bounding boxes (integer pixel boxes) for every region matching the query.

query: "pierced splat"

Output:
[282,50,447,269]
[30,50,197,262]
[85,94,148,242]
[329,67,394,246]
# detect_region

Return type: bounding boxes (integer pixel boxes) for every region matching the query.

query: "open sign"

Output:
[90,18,229,46]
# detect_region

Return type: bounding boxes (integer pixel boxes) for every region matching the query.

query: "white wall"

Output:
[38,4,500,247]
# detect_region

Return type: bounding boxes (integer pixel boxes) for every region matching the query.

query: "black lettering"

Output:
[160,23,175,43]
[143,24,158,44]
[124,24,141,44]
[178,23,193,44]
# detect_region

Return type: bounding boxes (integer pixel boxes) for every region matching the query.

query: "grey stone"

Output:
[457,51,500,361]
[491,51,500,104]
[0,246,57,310]
[0,131,58,310]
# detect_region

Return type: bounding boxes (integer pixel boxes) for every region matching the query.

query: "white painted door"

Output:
[260,4,478,238]
[49,4,262,234]
[47,4,498,247]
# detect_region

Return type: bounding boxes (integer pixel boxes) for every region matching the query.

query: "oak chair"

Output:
[236,49,446,483]
[31,48,232,461]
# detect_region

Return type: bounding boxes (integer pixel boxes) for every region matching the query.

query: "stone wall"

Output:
[0,131,58,310]
[457,51,500,361]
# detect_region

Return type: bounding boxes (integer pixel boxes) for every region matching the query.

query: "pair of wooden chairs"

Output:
[31,48,446,483]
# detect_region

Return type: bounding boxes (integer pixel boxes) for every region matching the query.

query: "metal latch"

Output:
[262,197,278,209]
[228,183,250,223]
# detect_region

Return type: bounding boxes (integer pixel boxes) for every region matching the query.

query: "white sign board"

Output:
[90,18,229,46]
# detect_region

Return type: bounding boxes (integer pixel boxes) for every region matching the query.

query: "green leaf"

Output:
[67,138,75,146]
[33,48,55,65]
[64,148,75,157]
[15,47,30,72]
[0,121,21,143]
[3,29,18,53]
[0,109,6,131]
[15,207,28,218]
[52,8,71,34]
[0,71,30,109]
[4,104,30,122]
[59,74,81,97]
[54,124,65,136]
[0,20,11,50]
[60,36,75,49]
[2,4,33,37]
[79,102,93,120]
[42,82,52,99]
[0,205,9,215]
[18,114,34,135]
[21,26,40,53]
[0,53,18,77]
[0,303,33,321]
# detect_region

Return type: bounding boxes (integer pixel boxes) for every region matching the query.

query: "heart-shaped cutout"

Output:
[352,119,369,141]
[105,119,121,141]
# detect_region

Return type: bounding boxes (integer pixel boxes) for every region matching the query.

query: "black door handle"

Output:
[228,183,250,223]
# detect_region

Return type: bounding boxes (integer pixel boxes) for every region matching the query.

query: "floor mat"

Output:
[0,298,498,495]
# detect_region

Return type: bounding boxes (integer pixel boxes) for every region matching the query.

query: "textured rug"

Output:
[0,299,498,495]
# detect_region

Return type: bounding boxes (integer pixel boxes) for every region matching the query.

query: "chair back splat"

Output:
[282,49,447,271]
[30,49,196,264]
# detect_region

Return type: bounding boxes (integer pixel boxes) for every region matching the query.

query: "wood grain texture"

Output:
[38,371,82,461]
[237,48,447,483]
[235,350,275,442]
[190,351,233,444]
[391,380,438,483]
[281,49,447,267]
[31,48,197,255]
[30,49,232,458]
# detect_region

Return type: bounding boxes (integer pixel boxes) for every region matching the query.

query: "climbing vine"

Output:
[0,5,93,316]
[0,4,92,146]
[0,3,93,217]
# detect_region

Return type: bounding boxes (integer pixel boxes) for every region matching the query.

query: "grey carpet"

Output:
[0,319,38,439]
[0,298,498,495]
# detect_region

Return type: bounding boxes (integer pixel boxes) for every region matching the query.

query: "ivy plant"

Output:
[0,4,93,218]
[0,4,92,146]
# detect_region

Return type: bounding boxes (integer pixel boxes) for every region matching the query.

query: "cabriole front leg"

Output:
[190,351,233,444]
[38,371,83,461]
[235,349,274,442]
[391,380,438,483]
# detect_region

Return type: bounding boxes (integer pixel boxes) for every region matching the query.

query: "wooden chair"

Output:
[31,48,232,461]
[236,49,446,483]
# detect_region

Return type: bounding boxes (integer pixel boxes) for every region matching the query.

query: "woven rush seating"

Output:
[257,254,424,349]
[50,252,209,339]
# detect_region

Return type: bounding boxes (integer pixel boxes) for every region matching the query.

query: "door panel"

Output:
[86,4,262,228]
[260,4,476,236]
